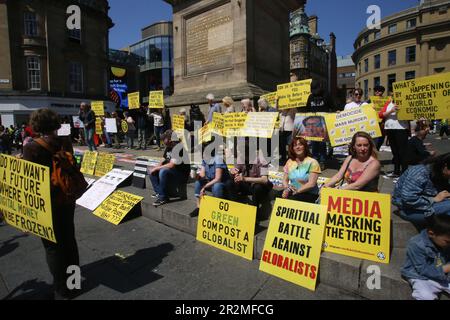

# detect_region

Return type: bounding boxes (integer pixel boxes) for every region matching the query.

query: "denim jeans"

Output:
[104,129,112,145]
[150,168,186,201]
[127,130,135,148]
[400,199,450,230]
[195,179,228,199]
[137,128,147,149]
[84,127,97,151]
[154,126,164,147]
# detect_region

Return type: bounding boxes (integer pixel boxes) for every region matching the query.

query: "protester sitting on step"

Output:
[150,130,191,207]
[323,132,380,192]
[405,121,435,167]
[229,139,273,220]
[401,214,450,300]
[393,153,450,230]
[279,137,321,203]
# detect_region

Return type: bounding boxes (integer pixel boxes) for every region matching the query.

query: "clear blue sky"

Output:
[108,0,420,55]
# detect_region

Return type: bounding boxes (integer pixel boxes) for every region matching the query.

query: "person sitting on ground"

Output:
[194,141,231,209]
[393,153,450,230]
[280,137,321,203]
[229,139,273,219]
[323,132,381,192]
[401,214,450,300]
[406,121,436,167]
[149,130,190,207]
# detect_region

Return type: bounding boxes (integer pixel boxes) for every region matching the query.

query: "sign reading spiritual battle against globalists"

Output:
[321,188,391,264]
[259,199,327,291]
[223,112,247,137]
[260,92,277,108]
[240,112,278,138]
[394,72,450,120]
[95,117,103,135]
[93,190,143,225]
[0,154,55,243]
[210,112,224,136]
[293,113,329,142]
[80,151,98,176]
[91,101,105,117]
[149,90,164,109]
[172,114,185,136]
[324,106,381,147]
[128,91,140,110]
[277,79,312,110]
[196,196,256,260]
[94,153,116,177]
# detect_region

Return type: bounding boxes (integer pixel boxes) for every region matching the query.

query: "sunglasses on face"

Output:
[354,93,362,96]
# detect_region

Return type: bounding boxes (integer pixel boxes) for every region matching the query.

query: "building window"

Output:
[388,74,396,93]
[388,50,396,66]
[406,18,416,29]
[374,54,381,69]
[374,77,381,88]
[364,58,369,73]
[69,62,83,93]
[359,62,361,74]
[364,80,369,99]
[24,11,38,36]
[26,57,41,90]
[388,24,397,34]
[374,30,381,40]
[405,71,416,80]
[406,46,416,63]
[434,67,445,73]
[364,35,369,44]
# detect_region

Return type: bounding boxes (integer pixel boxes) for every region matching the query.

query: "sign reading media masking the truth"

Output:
[94,153,116,177]
[321,188,391,264]
[259,199,327,291]
[277,79,312,110]
[0,154,55,243]
[196,196,256,260]
[324,106,381,147]
[93,190,143,225]
[80,151,98,176]
[393,72,450,120]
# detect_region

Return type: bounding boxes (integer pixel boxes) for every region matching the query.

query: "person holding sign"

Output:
[222,96,235,113]
[406,121,435,167]
[241,98,256,113]
[23,109,79,300]
[368,85,387,150]
[258,98,277,113]
[344,88,368,110]
[393,153,450,230]
[206,93,221,124]
[280,137,321,203]
[150,109,164,151]
[402,214,450,300]
[78,102,97,151]
[323,132,381,192]
[124,111,136,149]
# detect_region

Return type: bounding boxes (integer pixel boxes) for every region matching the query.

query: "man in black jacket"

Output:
[78,102,97,151]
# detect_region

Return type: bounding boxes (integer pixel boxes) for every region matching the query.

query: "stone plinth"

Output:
[164,0,303,107]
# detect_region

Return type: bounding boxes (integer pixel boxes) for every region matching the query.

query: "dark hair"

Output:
[374,85,385,93]
[29,108,61,134]
[349,132,377,159]
[415,121,429,132]
[423,152,450,189]
[427,214,450,236]
[353,88,364,96]
[160,129,174,142]
[288,137,312,160]
[302,116,325,127]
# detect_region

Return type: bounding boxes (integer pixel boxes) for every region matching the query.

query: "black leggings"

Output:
[386,129,409,174]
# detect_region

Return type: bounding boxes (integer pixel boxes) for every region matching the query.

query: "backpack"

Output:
[35,138,88,202]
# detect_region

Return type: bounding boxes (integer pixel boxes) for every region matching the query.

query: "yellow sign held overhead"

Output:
[94,153,116,177]
[260,92,278,108]
[259,199,327,291]
[277,79,312,110]
[196,196,256,260]
[149,91,164,109]
[80,151,98,176]
[91,101,105,116]
[320,188,391,264]
[394,72,450,120]
[93,190,143,225]
[0,155,55,242]
[128,92,140,109]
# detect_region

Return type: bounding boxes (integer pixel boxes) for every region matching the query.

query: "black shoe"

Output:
[151,193,159,199]
[189,208,199,217]
[153,199,168,207]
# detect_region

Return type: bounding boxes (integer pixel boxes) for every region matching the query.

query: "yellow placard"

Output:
[223,112,247,137]
[199,124,212,144]
[149,91,164,109]
[91,101,105,117]
[261,92,278,107]
[369,96,392,115]
[172,115,185,132]
[277,79,312,110]
[196,196,256,260]
[394,72,450,120]
[80,151,98,176]
[210,112,224,136]
[240,112,278,138]
[93,190,143,225]
[95,117,103,135]
[121,120,128,133]
[293,113,329,142]
[94,153,116,177]
[0,155,55,243]
[128,92,140,109]
[321,188,391,264]
[324,106,381,147]
[259,199,327,291]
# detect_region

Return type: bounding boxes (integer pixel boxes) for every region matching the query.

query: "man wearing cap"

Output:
[206,93,222,124]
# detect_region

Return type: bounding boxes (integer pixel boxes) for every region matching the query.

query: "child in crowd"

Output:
[402,214,450,300]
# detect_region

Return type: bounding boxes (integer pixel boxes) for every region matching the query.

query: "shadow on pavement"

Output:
[0,234,29,259]
[2,279,53,300]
